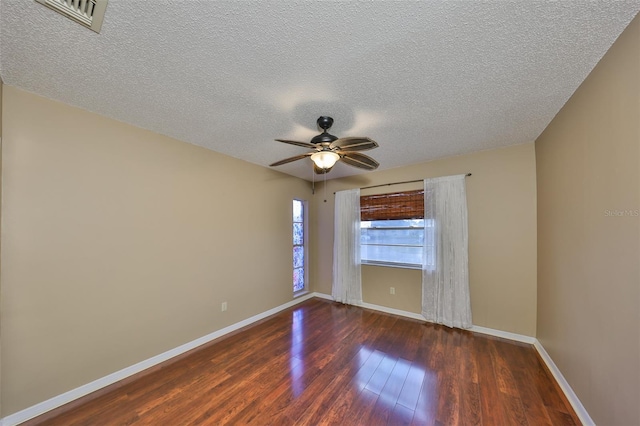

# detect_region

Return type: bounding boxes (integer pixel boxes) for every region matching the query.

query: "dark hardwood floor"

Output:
[25,298,580,425]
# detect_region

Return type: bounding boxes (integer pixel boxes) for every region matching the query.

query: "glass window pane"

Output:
[361,245,423,265]
[293,267,305,292]
[293,246,304,268]
[293,200,303,223]
[293,223,304,245]
[361,219,424,228]
[361,228,424,245]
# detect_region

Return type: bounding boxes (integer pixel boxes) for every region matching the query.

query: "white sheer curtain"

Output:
[421,175,472,329]
[332,188,362,305]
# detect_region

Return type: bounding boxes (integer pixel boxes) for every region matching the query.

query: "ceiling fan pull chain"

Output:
[324,171,327,203]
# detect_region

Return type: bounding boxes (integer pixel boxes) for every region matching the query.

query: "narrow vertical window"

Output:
[293,199,307,293]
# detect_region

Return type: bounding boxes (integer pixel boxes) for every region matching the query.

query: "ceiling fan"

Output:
[270,116,380,174]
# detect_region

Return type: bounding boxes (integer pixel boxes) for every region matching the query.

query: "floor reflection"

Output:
[289,308,305,397]
[356,346,437,419]
[287,307,437,419]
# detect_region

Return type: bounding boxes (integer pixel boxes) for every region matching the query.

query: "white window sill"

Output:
[361,262,422,271]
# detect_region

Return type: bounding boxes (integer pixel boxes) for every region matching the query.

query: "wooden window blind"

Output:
[360,190,424,221]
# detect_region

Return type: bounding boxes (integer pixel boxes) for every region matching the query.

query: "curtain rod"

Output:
[357,173,472,191]
[329,173,472,196]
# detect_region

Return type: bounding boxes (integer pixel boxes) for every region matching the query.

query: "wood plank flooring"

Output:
[25,298,580,425]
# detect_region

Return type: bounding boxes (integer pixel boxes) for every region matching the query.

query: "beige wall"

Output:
[536,14,640,426]
[0,78,3,136]
[312,142,538,337]
[1,77,3,418]
[0,86,312,416]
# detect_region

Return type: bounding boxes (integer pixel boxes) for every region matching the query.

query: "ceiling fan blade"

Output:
[339,152,380,170]
[275,139,318,149]
[269,153,313,167]
[329,137,378,152]
[313,163,334,174]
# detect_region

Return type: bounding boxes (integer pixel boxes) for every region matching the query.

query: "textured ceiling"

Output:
[1,1,638,181]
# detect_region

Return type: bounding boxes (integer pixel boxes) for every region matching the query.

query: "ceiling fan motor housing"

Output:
[310,132,338,145]
[311,116,338,145]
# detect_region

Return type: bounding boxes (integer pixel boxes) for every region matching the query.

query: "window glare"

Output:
[360,218,433,267]
[293,201,303,223]
[361,219,425,228]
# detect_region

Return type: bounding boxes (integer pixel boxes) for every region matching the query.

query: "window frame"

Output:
[292,199,309,295]
[360,189,427,270]
[360,220,426,269]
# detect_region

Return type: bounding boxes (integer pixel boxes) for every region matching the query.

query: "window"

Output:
[293,199,307,293]
[361,219,426,267]
[360,190,433,268]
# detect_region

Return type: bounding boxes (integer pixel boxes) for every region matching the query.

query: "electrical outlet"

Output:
[221,301,228,312]
[390,287,395,295]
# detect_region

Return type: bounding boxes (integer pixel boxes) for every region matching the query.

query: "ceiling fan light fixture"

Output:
[311,151,340,170]
[271,116,379,174]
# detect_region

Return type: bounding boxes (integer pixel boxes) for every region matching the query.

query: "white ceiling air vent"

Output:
[35,0,108,33]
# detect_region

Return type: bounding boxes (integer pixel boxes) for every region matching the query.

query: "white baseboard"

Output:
[315,292,536,343]
[0,293,317,426]
[469,325,536,344]
[2,293,590,426]
[360,301,426,321]
[312,292,333,301]
[533,340,594,426]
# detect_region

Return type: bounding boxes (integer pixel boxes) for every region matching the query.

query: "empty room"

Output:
[0,1,638,425]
